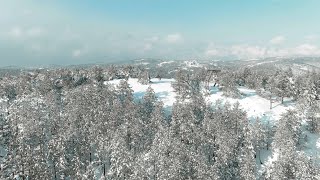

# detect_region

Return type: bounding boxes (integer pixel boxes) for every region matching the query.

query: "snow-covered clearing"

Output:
[302,128,320,162]
[109,78,294,123]
[157,61,174,67]
[247,59,281,68]
[108,78,176,110]
[108,78,320,168]
[207,86,294,124]
[184,60,202,68]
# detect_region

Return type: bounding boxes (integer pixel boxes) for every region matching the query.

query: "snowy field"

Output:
[109,78,320,168]
[108,78,294,122]
[108,78,177,112]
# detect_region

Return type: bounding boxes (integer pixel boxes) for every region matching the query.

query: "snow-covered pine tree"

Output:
[265,110,302,179]
[250,118,267,164]
[270,69,294,104]
[138,69,150,85]
[219,71,241,98]
[239,124,256,180]
[108,129,134,179]
[117,80,134,104]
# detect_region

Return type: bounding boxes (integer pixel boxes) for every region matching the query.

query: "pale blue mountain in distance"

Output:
[1,56,320,70]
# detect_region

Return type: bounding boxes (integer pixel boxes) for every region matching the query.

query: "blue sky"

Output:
[1,0,320,66]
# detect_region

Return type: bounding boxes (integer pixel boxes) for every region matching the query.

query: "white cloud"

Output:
[71,47,88,58]
[26,27,45,37]
[9,27,23,38]
[231,45,266,59]
[270,35,285,44]
[30,44,42,52]
[8,27,45,38]
[205,49,219,56]
[263,44,320,57]
[165,33,182,43]
[145,36,159,42]
[143,43,152,51]
[204,43,220,57]
[265,48,289,57]
[228,43,320,58]
[72,50,81,57]
[305,34,318,42]
[294,44,320,56]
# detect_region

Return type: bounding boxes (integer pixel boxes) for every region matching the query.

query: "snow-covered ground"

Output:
[108,78,320,169]
[184,60,202,68]
[108,78,176,109]
[247,59,281,68]
[302,126,320,162]
[109,78,294,123]
[207,86,294,124]
[157,61,174,67]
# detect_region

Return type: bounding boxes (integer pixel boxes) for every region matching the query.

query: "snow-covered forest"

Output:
[0,61,320,179]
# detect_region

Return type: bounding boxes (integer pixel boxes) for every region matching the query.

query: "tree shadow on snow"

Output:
[271,98,295,109]
[156,91,169,98]
[239,91,256,99]
[210,86,220,94]
[134,91,146,100]
[150,80,173,84]
[134,91,169,102]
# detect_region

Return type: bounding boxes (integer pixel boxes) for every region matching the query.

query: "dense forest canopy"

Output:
[0,61,319,179]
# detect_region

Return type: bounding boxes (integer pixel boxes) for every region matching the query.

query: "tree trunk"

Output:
[259,150,263,164]
[22,164,25,180]
[154,160,156,180]
[54,170,57,180]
